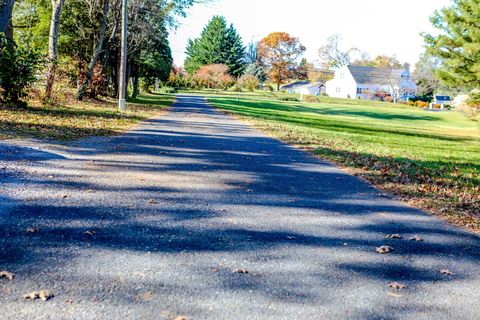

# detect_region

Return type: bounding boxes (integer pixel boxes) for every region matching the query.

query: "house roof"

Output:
[282,81,324,90]
[347,65,405,84]
[282,81,310,89]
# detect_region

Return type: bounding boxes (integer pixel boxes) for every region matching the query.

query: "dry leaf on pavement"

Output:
[440,269,454,276]
[24,290,53,301]
[233,268,249,274]
[385,234,402,239]
[409,235,424,242]
[376,246,394,254]
[26,227,39,233]
[0,271,15,280]
[389,282,407,290]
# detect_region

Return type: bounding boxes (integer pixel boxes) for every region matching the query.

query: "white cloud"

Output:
[169,0,451,67]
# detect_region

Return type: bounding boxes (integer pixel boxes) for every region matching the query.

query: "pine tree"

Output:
[184,16,245,76]
[424,0,480,90]
[224,24,246,77]
[245,63,267,83]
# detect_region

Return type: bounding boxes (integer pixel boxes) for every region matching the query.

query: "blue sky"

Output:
[169,0,452,68]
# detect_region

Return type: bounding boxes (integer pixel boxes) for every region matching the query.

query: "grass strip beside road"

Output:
[0,94,173,141]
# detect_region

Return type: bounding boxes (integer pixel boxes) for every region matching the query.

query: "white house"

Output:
[282,81,326,96]
[325,65,417,101]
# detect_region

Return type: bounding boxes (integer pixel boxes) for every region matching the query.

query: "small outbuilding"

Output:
[282,81,325,96]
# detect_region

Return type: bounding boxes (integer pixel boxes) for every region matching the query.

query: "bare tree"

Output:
[379,67,407,103]
[318,34,365,70]
[76,0,110,100]
[44,0,66,101]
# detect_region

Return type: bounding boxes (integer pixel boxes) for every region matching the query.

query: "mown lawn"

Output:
[207,94,480,232]
[0,94,173,141]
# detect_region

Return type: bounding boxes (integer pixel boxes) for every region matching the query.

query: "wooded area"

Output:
[0,0,195,105]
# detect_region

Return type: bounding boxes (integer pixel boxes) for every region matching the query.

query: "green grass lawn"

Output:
[0,94,173,141]
[206,92,480,232]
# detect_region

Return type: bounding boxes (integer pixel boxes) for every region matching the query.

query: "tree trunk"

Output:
[125,61,131,98]
[0,0,15,43]
[0,0,15,35]
[132,76,139,99]
[44,0,65,101]
[76,0,109,101]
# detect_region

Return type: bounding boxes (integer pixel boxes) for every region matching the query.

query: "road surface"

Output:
[0,95,479,319]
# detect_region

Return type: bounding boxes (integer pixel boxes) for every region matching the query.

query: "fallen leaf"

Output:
[174,317,191,320]
[0,271,15,280]
[389,282,407,290]
[86,189,95,193]
[26,227,39,233]
[23,292,39,300]
[387,291,403,298]
[385,234,402,239]
[409,235,424,242]
[23,290,53,301]
[60,194,68,199]
[233,268,249,274]
[39,290,53,301]
[64,299,74,304]
[440,269,454,276]
[376,246,394,254]
[147,199,158,204]
[210,267,220,273]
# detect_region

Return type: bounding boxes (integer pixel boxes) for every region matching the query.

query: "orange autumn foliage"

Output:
[257,32,306,90]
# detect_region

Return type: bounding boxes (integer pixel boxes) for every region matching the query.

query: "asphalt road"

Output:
[0,95,479,319]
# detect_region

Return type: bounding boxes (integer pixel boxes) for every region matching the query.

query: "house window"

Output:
[340,73,345,79]
[357,88,363,94]
[336,88,341,93]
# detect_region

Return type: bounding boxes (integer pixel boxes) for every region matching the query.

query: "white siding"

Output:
[325,66,357,99]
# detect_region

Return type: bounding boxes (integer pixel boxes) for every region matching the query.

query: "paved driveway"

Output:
[0,95,479,319]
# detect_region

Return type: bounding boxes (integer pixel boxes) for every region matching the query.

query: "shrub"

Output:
[219,74,235,90]
[237,74,259,92]
[227,84,242,92]
[466,92,480,108]
[303,95,320,103]
[278,96,300,102]
[194,64,233,89]
[457,103,478,120]
[158,86,177,94]
[0,35,41,105]
[414,101,428,108]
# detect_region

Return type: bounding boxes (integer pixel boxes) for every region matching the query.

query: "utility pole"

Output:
[118,0,128,111]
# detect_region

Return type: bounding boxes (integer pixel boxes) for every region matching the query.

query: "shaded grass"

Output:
[207,94,480,232]
[0,94,173,141]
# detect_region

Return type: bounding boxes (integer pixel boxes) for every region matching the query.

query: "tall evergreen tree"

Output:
[184,16,245,76]
[224,24,245,77]
[424,0,480,90]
